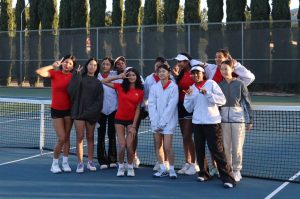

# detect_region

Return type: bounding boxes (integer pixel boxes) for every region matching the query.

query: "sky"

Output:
[13,0,300,13]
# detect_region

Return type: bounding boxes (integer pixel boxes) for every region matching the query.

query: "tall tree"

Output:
[38,0,58,86]
[112,0,123,27]
[89,0,106,58]
[124,0,141,64]
[59,0,72,57]
[144,0,157,25]
[163,0,179,58]
[206,0,224,59]
[226,0,246,22]
[271,0,292,92]
[111,0,124,58]
[90,0,106,27]
[0,0,13,85]
[250,0,270,21]
[70,0,88,61]
[15,0,26,85]
[184,0,200,24]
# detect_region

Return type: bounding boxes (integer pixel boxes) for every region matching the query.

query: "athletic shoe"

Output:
[62,162,72,172]
[133,156,140,168]
[164,161,170,171]
[153,162,160,171]
[209,167,220,177]
[185,163,197,175]
[169,169,178,179]
[109,163,118,168]
[195,164,200,172]
[233,171,242,182]
[177,163,190,174]
[100,164,108,170]
[197,176,205,182]
[224,182,234,188]
[117,167,125,177]
[50,162,62,174]
[76,162,84,173]
[87,161,97,171]
[127,167,135,177]
[153,170,169,178]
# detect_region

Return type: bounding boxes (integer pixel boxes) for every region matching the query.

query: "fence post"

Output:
[39,103,45,154]
[140,25,144,76]
[188,24,191,54]
[96,27,99,60]
[241,22,244,65]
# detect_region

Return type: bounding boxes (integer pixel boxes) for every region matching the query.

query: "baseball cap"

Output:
[173,54,190,61]
[190,59,204,67]
[190,66,205,73]
[114,56,126,67]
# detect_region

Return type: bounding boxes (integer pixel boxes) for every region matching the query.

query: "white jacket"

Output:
[184,80,226,124]
[205,62,255,86]
[148,81,179,133]
[97,72,118,115]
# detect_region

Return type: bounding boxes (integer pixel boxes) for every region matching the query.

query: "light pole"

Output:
[20,1,29,86]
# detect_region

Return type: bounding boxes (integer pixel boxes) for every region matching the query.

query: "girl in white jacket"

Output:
[148,63,178,179]
[184,66,236,188]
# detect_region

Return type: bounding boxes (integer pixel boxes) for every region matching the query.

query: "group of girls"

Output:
[36,48,254,188]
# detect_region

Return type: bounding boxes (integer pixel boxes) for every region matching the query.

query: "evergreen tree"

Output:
[163,0,179,58]
[89,0,106,27]
[184,0,200,24]
[124,0,141,26]
[15,0,26,30]
[226,0,246,22]
[250,0,270,21]
[38,0,58,86]
[207,0,223,22]
[271,0,291,21]
[112,0,123,27]
[70,0,88,28]
[163,0,179,24]
[28,0,40,30]
[0,0,13,85]
[89,0,106,58]
[59,0,71,28]
[144,0,157,25]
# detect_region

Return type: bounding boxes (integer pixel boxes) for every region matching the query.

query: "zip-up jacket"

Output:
[205,62,255,86]
[184,80,226,124]
[148,81,178,132]
[97,71,118,115]
[219,79,252,124]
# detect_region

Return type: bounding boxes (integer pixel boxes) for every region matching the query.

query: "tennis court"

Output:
[0,88,299,198]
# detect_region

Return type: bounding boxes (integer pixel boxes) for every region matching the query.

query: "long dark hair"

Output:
[176,52,192,84]
[82,57,100,77]
[60,54,76,71]
[121,67,144,93]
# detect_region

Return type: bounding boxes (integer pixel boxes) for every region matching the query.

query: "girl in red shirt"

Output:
[36,55,76,174]
[102,67,144,177]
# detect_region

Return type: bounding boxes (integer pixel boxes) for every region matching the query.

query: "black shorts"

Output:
[114,119,133,127]
[178,101,192,119]
[51,108,71,119]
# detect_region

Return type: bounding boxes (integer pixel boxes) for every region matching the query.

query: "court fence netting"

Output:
[0,97,299,183]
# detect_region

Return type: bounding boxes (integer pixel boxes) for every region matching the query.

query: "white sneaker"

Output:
[117,167,125,177]
[177,163,190,174]
[133,157,140,168]
[76,162,84,173]
[127,167,135,177]
[197,176,205,182]
[224,182,234,188]
[62,162,72,172]
[87,161,97,171]
[209,167,220,177]
[169,169,178,179]
[109,163,118,168]
[100,164,108,170]
[164,161,170,171]
[153,162,160,171]
[233,171,242,182]
[50,162,62,174]
[185,163,197,175]
[153,170,169,178]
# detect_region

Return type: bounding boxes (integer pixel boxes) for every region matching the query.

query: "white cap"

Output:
[125,67,133,72]
[190,66,205,73]
[173,54,190,61]
[190,59,204,67]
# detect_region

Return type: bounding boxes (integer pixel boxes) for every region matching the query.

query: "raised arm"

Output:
[101,73,126,88]
[35,58,63,78]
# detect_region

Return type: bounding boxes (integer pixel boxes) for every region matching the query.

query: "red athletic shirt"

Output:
[213,67,223,83]
[49,70,72,110]
[178,71,194,102]
[113,83,144,121]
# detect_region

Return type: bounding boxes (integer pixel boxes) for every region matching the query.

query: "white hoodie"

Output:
[148,81,179,134]
[184,80,226,124]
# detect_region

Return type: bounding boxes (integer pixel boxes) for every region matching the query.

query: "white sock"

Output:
[62,156,68,164]
[52,158,59,164]
[127,164,134,169]
[119,163,124,168]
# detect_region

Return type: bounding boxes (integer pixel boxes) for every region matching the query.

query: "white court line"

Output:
[264,171,300,199]
[0,129,152,166]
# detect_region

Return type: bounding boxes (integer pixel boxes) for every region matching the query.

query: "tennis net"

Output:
[0,97,299,183]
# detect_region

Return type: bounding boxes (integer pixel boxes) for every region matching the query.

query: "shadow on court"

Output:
[0,149,299,199]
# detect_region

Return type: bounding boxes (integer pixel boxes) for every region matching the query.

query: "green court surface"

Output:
[1,87,299,105]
